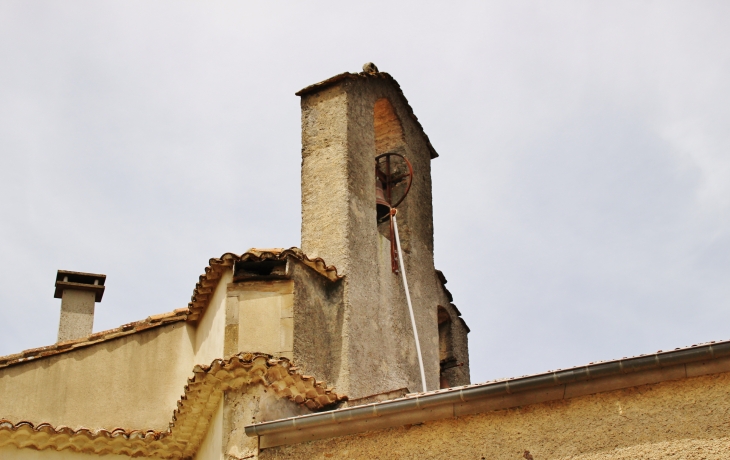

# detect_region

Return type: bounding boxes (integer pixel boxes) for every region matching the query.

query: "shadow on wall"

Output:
[438,305,455,389]
[257,391,311,423]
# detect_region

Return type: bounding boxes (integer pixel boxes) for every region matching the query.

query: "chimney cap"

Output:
[54,270,106,302]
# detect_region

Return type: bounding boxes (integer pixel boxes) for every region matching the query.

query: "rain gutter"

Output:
[245,340,730,448]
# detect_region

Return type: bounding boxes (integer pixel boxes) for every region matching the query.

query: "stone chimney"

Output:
[54,270,106,342]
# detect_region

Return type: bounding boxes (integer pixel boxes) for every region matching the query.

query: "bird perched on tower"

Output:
[362,62,379,74]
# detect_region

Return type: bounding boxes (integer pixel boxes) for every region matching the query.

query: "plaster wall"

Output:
[435,286,470,388]
[226,280,294,358]
[195,269,231,365]
[194,399,224,460]
[224,384,310,460]
[290,261,344,389]
[261,371,730,459]
[0,322,195,431]
[0,445,131,460]
[300,76,446,398]
[300,85,350,269]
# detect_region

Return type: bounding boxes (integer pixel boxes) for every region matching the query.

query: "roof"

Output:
[0,247,339,365]
[295,71,439,160]
[245,338,730,448]
[0,309,189,370]
[0,249,346,456]
[187,247,341,322]
[0,353,346,458]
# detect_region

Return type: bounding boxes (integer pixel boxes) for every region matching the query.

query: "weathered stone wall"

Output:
[222,385,310,460]
[300,75,447,398]
[260,371,730,459]
[0,322,195,431]
[300,84,350,270]
[435,280,470,388]
[442,303,470,387]
[290,260,345,390]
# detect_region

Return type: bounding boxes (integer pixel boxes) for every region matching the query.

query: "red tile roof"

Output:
[0,309,189,370]
[187,247,341,322]
[0,353,346,458]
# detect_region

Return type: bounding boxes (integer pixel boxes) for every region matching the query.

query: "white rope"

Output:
[392,211,428,393]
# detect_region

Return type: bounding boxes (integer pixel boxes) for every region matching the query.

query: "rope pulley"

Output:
[375,152,413,273]
[374,153,426,392]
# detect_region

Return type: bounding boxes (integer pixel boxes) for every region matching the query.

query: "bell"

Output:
[375,178,391,221]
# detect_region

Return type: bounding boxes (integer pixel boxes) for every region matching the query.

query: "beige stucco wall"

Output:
[0,322,195,431]
[226,280,294,359]
[195,269,231,365]
[0,445,131,460]
[195,399,224,460]
[261,371,730,459]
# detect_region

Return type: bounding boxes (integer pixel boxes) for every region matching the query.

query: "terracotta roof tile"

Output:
[295,71,439,159]
[186,247,341,322]
[0,353,346,458]
[0,309,189,370]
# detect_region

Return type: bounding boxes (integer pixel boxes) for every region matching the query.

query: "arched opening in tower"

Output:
[374,97,405,156]
[438,305,455,389]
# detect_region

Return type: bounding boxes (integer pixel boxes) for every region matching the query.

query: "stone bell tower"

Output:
[297,66,469,400]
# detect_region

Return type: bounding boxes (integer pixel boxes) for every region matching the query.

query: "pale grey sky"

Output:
[1,1,729,384]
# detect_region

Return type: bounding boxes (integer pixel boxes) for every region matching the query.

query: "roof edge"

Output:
[0,309,188,370]
[0,352,347,458]
[187,247,342,323]
[295,71,356,97]
[435,269,469,333]
[245,339,730,448]
[295,71,439,159]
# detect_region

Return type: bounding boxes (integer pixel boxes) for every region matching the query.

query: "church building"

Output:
[1,66,729,459]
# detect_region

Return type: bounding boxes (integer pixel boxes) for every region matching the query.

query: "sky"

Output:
[1,1,729,385]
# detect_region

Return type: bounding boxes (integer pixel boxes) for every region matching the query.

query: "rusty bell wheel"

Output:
[375,153,413,220]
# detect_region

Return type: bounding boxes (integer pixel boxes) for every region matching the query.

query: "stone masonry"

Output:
[298,72,469,399]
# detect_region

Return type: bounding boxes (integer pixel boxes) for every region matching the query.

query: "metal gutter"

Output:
[245,340,730,444]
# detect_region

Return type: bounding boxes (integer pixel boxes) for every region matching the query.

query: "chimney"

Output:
[54,270,106,342]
